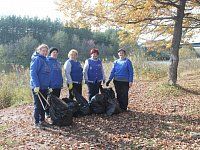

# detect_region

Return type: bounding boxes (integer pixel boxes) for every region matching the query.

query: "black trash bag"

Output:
[62,98,79,114]
[89,94,107,114]
[72,89,91,116]
[48,94,73,126]
[99,86,115,99]
[106,98,121,116]
[100,86,121,116]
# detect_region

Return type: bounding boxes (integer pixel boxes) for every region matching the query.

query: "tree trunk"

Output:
[168,0,187,85]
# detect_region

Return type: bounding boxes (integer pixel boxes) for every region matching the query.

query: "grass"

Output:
[154,84,185,97]
[146,69,200,97]
[0,69,32,109]
[0,58,199,109]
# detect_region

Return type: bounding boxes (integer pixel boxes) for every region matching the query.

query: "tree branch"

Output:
[184,16,200,22]
[127,16,175,24]
[155,0,179,8]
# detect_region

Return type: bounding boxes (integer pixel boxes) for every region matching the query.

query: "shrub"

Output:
[0,69,31,109]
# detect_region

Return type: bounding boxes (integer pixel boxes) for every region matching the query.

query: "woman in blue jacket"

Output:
[64,49,83,100]
[83,48,105,101]
[106,48,134,111]
[47,47,63,98]
[30,44,50,128]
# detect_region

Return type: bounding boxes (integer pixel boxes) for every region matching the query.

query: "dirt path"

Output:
[0,79,199,149]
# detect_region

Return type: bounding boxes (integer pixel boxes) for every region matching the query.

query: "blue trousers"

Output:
[32,89,48,124]
[87,82,101,101]
[113,80,129,110]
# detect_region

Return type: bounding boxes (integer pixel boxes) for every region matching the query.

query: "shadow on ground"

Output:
[43,110,200,149]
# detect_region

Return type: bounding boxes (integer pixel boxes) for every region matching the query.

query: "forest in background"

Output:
[0,15,198,69]
[0,16,121,67]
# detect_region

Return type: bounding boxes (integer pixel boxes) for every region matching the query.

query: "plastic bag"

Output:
[48,94,73,126]
[106,98,121,116]
[73,89,91,116]
[89,94,107,114]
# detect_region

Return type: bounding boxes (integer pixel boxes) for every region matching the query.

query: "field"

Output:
[0,59,199,149]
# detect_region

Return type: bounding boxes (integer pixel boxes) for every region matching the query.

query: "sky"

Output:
[0,0,199,43]
[0,0,63,20]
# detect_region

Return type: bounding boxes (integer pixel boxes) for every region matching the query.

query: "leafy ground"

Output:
[0,71,200,149]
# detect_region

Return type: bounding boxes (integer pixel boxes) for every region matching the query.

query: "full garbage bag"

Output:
[89,94,107,114]
[73,89,91,116]
[48,94,73,126]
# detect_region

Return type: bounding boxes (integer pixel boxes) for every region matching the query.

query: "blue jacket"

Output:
[47,57,63,89]
[109,58,134,82]
[70,59,83,83]
[87,58,104,82]
[30,52,50,90]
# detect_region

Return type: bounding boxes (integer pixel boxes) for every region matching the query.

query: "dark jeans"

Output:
[87,82,101,101]
[113,80,129,110]
[32,89,48,124]
[69,83,82,100]
[52,88,61,98]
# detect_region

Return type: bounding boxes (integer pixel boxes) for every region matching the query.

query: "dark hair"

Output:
[49,47,58,54]
[118,48,126,53]
[117,48,126,53]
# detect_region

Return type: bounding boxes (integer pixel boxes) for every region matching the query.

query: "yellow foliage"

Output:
[57,0,200,47]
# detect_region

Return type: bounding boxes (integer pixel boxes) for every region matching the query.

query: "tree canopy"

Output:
[58,0,199,43]
[0,16,120,67]
[58,0,200,84]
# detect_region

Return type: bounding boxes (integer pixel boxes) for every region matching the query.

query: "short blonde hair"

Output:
[36,44,49,52]
[68,49,78,58]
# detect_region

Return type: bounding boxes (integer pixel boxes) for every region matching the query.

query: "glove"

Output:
[68,83,73,90]
[48,88,53,93]
[34,87,40,94]
[106,80,111,87]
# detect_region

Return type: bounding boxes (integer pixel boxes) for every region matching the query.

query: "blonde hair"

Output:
[36,44,49,52]
[68,49,78,58]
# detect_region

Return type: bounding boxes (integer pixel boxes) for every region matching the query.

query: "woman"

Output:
[106,48,134,111]
[47,47,63,98]
[83,48,105,101]
[64,49,83,100]
[30,44,50,128]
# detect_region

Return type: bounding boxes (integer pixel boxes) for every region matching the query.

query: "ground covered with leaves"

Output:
[0,71,200,149]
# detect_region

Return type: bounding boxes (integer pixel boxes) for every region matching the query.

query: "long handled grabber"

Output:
[37,91,50,110]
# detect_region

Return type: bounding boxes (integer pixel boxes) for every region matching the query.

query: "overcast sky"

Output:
[0,0,62,20]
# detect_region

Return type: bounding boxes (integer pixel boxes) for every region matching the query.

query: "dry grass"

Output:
[0,68,32,109]
[0,58,199,109]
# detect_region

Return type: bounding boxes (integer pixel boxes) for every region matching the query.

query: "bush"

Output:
[0,84,13,109]
[0,69,32,109]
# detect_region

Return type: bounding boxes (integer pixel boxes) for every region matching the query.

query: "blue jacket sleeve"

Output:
[127,59,134,82]
[30,58,40,88]
[109,61,116,80]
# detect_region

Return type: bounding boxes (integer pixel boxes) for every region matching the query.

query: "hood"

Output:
[31,52,45,60]
[47,56,57,61]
